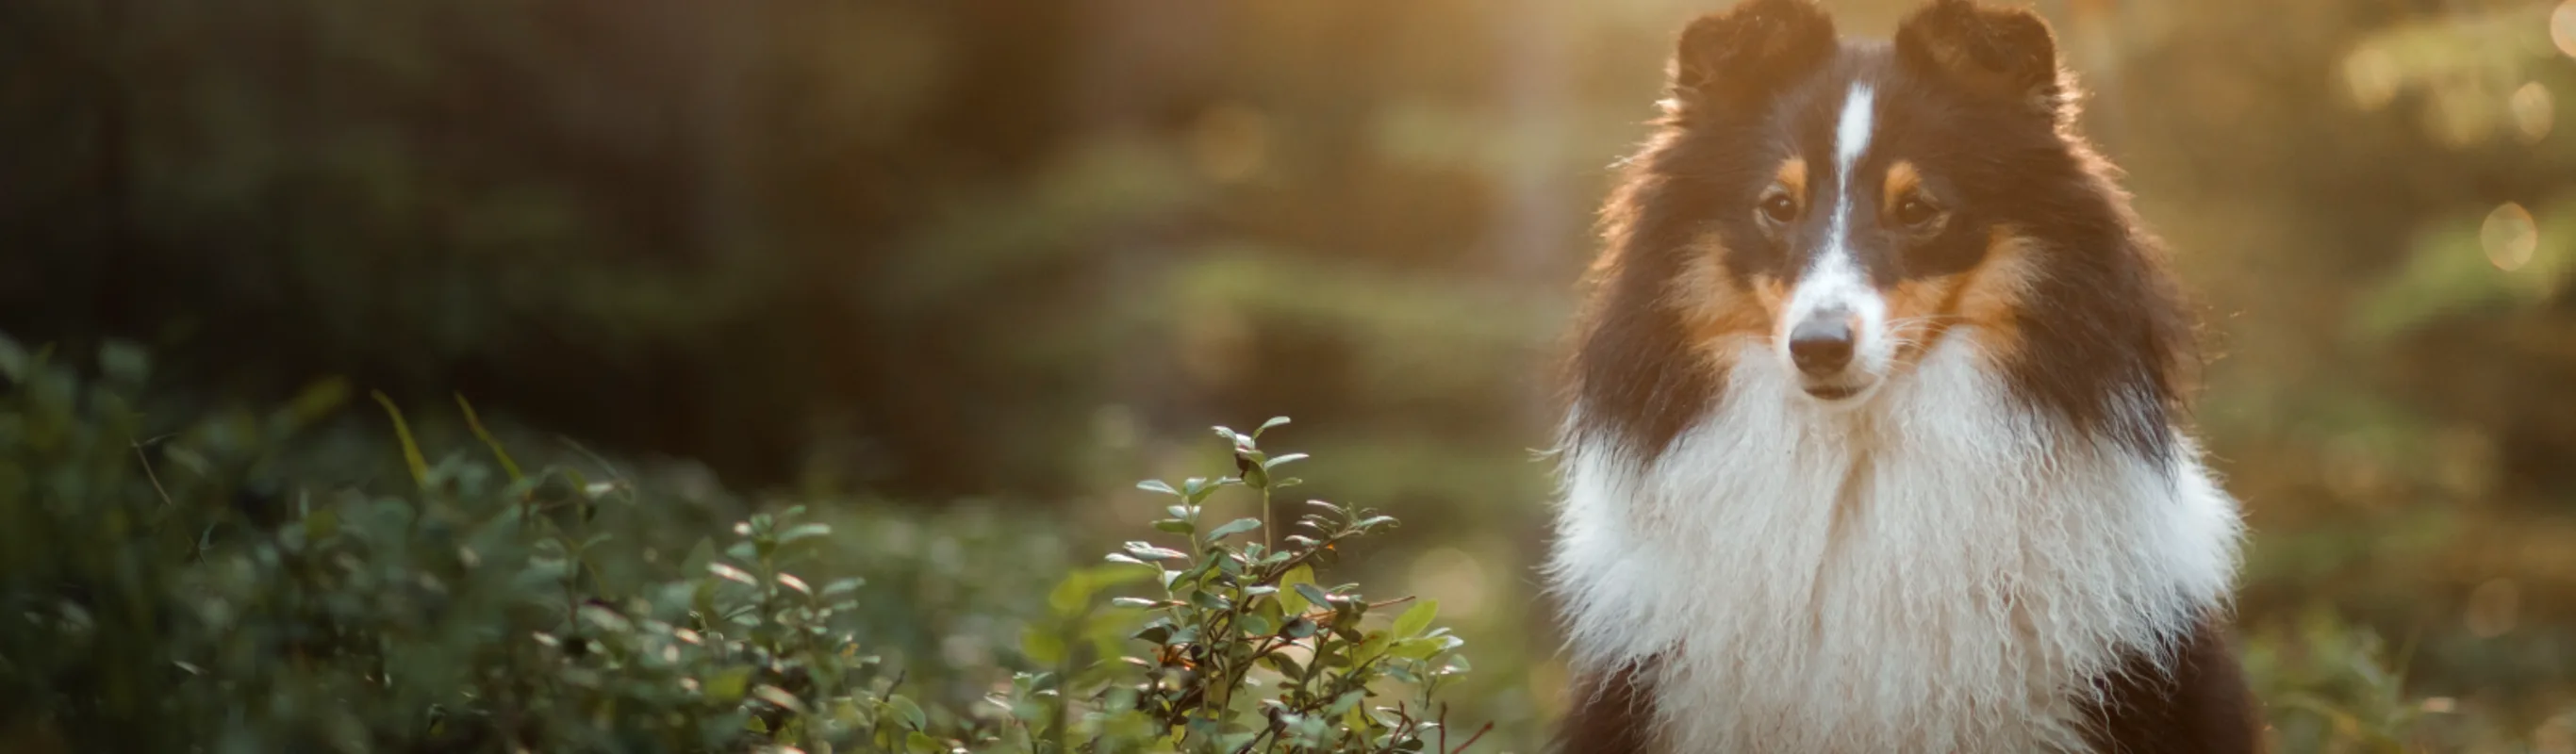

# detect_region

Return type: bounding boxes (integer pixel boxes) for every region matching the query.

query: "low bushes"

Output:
[0,336,1476,753]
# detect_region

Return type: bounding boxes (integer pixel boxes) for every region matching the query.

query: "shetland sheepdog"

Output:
[1545,1,2256,751]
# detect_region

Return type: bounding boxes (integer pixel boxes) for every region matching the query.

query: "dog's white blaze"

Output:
[1784,83,1891,377]
[1833,82,1875,169]
[1547,335,2243,753]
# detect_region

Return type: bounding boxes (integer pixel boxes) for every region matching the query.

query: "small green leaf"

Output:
[692,579,718,618]
[779,522,833,546]
[887,694,927,729]
[706,665,755,703]
[1391,635,1460,661]
[1279,565,1318,615]
[577,603,633,633]
[303,506,339,542]
[682,537,717,577]
[1256,416,1292,435]
[1293,582,1332,610]
[752,684,808,713]
[1152,519,1194,535]
[1329,689,1366,715]
[1122,542,1187,561]
[1137,479,1179,496]
[1393,599,1438,638]
[1046,566,1143,617]
[708,563,759,586]
[1262,651,1304,679]
[1208,517,1262,540]
[280,377,352,426]
[98,338,149,385]
[1356,630,1393,662]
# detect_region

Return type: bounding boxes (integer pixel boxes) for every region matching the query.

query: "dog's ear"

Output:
[1668,0,1837,114]
[1894,0,2072,119]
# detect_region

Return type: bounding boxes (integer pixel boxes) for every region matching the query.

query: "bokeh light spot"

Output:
[2340,46,2401,111]
[2426,82,2502,148]
[1405,546,1490,621]
[2513,82,2556,143]
[2482,202,2540,271]
[2555,0,2576,58]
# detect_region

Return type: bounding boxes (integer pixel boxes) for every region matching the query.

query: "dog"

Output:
[1544,1,2257,751]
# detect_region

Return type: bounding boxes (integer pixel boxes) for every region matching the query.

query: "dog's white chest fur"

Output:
[1549,338,2241,753]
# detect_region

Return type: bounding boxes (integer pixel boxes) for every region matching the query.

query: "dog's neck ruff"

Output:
[1548,336,2241,753]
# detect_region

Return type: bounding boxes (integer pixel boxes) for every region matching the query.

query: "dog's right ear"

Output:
[1669,0,1838,114]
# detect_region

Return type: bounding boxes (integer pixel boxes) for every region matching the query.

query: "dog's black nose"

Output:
[1789,318,1855,375]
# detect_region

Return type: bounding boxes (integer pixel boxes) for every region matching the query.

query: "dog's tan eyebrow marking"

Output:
[1776,156,1808,201]
[1884,160,1922,208]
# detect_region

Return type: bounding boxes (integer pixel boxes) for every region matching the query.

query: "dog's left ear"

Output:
[1894,0,2072,120]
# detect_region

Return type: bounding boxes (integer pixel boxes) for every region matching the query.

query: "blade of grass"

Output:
[454,392,523,482]
[370,390,429,488]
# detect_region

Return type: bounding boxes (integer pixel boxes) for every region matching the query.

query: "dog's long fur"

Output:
[1545,2,2258,751]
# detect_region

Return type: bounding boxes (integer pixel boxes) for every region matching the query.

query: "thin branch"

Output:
[1446,720,1493,754]
[129,434,174,508]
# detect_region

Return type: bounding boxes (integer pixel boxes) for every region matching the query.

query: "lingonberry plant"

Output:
[998,418,1482,753]
[0,332,1481,753]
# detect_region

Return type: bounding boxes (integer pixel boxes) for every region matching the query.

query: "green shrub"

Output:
[0,335,1478,753]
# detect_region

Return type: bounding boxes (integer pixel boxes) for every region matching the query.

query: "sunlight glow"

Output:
[2513,82,2556,143]
[2555,0,2576,58]
[2339,46,2401,111]
[1406,546,1491,621]
[2483,203,2540,271]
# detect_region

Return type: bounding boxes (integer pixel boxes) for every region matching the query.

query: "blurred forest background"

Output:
[6,0,2576,749]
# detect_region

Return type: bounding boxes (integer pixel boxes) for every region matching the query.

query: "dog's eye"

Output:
[1893,196,1942,228]
[1759,194,1800,224]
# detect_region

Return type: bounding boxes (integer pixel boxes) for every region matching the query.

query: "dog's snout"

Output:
[1789,316,1856,375]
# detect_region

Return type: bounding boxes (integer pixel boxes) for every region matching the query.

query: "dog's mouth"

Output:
[1804,384,1861,401]
[1799,379,1876,403]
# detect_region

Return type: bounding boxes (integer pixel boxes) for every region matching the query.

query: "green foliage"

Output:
[0,335,1478,752]
[1077,420,1478,753]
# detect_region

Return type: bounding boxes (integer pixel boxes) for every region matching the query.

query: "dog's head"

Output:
[1639,0,2104,407]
